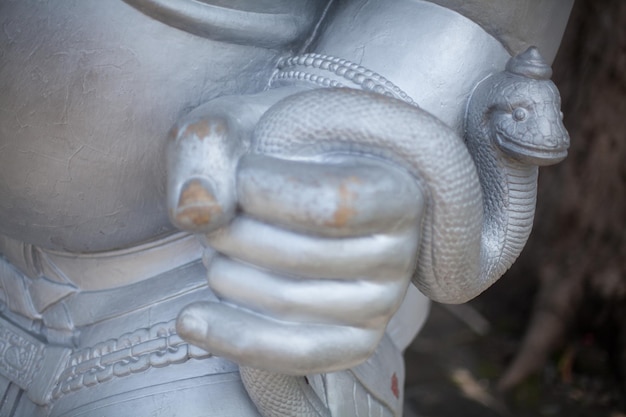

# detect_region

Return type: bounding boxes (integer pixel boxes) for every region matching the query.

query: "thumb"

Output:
[166,114,242,233]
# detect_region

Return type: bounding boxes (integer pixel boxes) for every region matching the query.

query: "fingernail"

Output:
[173,178,223,229]
[176,308,208,343]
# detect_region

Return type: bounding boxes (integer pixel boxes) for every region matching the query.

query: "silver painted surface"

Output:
[0,0,573,416]
[0,316,70,406]
[51,371,261,417]
[310,0,512,134]
[172,49,568,417]
[0,0,323,414]
[122,0,327,48]
[0,0,321,253]
[425,0,575,62]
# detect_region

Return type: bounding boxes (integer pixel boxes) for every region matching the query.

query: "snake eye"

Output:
[513,108,527,121]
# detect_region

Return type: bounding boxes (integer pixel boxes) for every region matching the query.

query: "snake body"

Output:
[241,47,569,417]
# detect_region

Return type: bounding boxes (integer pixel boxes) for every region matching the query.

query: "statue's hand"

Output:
[174,153,424,375]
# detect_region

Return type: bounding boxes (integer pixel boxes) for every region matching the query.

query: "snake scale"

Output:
[238,47,569,417]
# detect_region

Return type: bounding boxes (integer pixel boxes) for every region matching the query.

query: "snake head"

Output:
[488,47,570,166]
[491,78,570,166]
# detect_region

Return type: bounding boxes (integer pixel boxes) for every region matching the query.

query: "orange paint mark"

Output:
[183,120,211,140]
[175,180,222,226]
[325,176,361,228]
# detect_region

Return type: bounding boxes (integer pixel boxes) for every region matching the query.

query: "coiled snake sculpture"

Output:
[238,47,569,417]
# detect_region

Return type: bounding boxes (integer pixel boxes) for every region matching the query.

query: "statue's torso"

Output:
[0,0,323,253]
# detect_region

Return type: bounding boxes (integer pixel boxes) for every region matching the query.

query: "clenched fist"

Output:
[167,89,424,375]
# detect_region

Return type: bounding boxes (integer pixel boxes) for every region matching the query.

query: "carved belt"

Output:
[51,320,212,400]
[0,316,70,406]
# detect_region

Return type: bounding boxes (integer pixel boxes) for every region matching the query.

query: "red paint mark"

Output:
[391,373,399,399]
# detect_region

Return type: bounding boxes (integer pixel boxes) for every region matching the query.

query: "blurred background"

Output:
[403,0,626,415]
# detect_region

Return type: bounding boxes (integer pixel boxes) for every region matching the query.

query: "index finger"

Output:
[237,154,424,237]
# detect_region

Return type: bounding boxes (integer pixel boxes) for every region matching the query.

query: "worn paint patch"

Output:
[326,176,361,228]
[175,180,221,226]
[181,119,227,141]
[183,120,211,140]
[391,372,399,399]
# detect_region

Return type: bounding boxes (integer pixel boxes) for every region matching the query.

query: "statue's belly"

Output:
[0,0,285,252]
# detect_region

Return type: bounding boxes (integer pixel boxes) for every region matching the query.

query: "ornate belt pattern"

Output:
[0,315,213,406]
[51,320,211,400]
[0,316,70,406]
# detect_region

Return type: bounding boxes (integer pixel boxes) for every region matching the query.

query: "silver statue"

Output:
[0,1,572,416]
